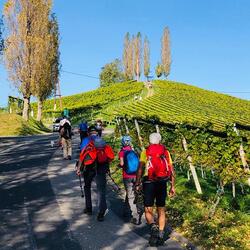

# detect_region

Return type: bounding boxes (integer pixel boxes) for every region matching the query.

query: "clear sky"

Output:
[0,0,250,107]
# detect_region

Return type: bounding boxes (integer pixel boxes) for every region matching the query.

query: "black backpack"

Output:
[60,123,71,139]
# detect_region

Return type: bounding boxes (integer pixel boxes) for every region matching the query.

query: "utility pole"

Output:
[54,80,62,111]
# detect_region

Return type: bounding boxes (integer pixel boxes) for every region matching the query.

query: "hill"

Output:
[117,80,250,131]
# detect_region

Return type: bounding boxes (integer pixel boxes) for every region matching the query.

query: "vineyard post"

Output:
[232,182,236,198]
[134,119,144,149]
[123,118,130,134]
[182,136,202,194]
[116,117,122,136]
[155,124,160,133]
[233,124,250,186]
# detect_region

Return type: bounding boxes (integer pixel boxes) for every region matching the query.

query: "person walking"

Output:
[79,120,88,144]
[135,132,175,246]
[59,117,72,160]
[118,135,140,224]
[76,136,114,221]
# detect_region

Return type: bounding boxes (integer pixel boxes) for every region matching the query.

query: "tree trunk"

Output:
[22,96,30,121]
[182,136,202,194]
[37,98,43,121]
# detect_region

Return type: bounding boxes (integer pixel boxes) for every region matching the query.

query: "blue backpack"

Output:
[123,150,139,174]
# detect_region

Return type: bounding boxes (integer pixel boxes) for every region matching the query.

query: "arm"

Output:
[135,161,145,187]
[166,150,175,196]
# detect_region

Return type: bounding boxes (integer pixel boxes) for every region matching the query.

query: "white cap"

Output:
[149,133,162,144]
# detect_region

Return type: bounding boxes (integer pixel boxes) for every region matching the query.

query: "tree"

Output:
[99,59,125,87]
[134,32,141,81]
[127,35,134,80]
[3,0,53,121]
[143,36,150,80]
[161,27,171,78]
[155,62,163,78]
[123,32,130,79]
[33,13,60,121]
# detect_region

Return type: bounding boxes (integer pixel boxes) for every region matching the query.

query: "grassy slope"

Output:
[118,80,250,131]
[0,114,50,136]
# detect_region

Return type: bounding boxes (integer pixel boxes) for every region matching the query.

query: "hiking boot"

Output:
[148,224,159,246]
[157,236,165,246]
[83,208,92,215]
[97,212,105,222]
[67,155,72,160]
[130,217,138,225]
[97,209,108,221]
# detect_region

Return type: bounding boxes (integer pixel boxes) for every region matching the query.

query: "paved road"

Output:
[0,133,186,250]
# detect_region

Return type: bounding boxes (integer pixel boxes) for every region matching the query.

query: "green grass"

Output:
[0,114,51,136]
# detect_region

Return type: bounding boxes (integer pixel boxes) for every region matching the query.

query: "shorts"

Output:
[143,180,167,207]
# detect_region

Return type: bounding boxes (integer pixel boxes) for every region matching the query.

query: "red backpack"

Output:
[146,144,172,181]
[96,145,115,164]
[79,140,97,168]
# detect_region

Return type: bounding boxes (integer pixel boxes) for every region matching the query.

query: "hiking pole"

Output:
[75,160,84,198]
[107,171,121,192]
[78,175,84,198]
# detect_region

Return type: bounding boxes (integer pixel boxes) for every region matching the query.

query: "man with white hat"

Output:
[135,132,175,247]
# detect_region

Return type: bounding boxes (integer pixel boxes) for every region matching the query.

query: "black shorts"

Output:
[143,180,167,207]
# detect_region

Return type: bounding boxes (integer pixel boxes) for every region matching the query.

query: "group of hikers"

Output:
[58,117,175,247]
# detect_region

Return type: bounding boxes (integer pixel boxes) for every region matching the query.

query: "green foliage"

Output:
[155,63,163,78]
[99,59,127,87]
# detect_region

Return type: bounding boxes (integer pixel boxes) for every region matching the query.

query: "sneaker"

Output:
[149,224,159,247]
[83,208,92,215]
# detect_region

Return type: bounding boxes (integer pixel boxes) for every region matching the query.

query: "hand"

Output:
[76,167,81,176]
[135,184,142,192]
[169,186,176,197]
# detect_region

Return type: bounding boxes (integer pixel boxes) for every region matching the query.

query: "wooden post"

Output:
[232,182,236,198]
[182,136,202,194]
[134,119,144,149]
[155,124,160,133]
[233,124,250,186]
[123,118,129,134]
[116,118,122,137]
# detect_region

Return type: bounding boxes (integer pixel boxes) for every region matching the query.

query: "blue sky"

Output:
[0,0,250,107]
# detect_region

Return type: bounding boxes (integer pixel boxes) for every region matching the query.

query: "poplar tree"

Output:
[33,13,60,121]
[134,32,141,81]
[127,35,134,80]
[161,27,171,78]
[3,0,54,121]
[123,32,130,80]
[143,36,150,80]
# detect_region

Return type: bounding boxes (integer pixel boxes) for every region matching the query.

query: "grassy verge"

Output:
[0,113,51,136]
[105,135,250,250]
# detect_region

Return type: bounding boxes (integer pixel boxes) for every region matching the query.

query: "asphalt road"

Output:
[0,133,186,250]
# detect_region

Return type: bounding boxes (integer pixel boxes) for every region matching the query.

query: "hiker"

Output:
[80,125,98,151]
[118,135,140,224]
[76,136,114,221]
[59,117,72,160]
[95,119,103,137]
[135,132,175,247]
[79,120,88,144]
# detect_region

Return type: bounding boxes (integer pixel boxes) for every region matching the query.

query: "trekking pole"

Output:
[75,160,84,198]
[107,171,121,192]
[78,175,84,198]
